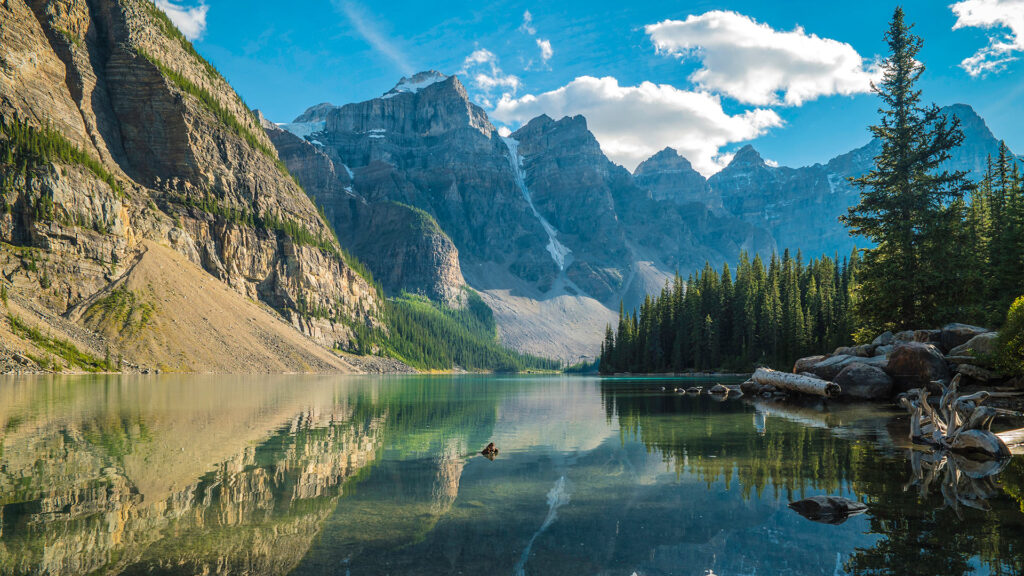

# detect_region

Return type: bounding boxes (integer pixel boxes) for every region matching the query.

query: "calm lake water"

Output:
[1,375,1023,576]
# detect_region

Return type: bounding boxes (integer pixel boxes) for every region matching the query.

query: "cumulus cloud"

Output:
[645,10,879,106]
[491,76,782,176]
[460,49,521,106]
[154,0,208,41]
[537,38,553,64]
[952,0,1024,75]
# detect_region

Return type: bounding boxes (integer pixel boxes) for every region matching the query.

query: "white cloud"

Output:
[952,0,1024,75]
[537,38,553,64]
[460,49,521,102]
[335,1,413,75]
[154,0,208,41]
[645,10,879,106]
[491,76,782,176]
[519,10,536,36]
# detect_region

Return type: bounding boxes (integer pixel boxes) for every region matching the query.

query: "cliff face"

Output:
[0,0,381,363]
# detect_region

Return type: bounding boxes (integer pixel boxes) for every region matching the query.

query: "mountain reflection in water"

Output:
[1,375,1022,576]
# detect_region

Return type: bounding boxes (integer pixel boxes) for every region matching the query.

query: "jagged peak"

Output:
[727,145,766,168]
[383,70,449,98]
[634,147,699,176]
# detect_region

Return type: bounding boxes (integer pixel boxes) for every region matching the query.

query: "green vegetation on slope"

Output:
[601,250,859,374]
[135,49,285,174]
[0,114,122,198]
[83,287,156,339]
[7,313,113,372]
[347,290,559,372]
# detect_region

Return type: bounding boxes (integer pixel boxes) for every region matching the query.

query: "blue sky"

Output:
[160,0,1024,174]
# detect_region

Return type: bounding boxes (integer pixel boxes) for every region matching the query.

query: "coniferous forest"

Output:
[600,251,860,374]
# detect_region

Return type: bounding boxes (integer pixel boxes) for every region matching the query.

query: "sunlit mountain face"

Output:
[2,375,1022,576]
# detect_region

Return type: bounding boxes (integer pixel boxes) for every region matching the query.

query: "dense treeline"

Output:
[961,143,1024,326]
[600,250,859,374]
[843,8,1024,335]
[348,291,560,373]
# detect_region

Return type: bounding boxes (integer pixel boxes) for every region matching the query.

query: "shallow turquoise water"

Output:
[0,375,1022,575]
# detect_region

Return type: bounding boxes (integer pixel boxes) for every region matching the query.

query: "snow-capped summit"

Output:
[383,70,448,98]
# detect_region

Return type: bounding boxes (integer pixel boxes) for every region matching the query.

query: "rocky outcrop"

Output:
[633,147,721,210]
[0,0,381,361]
[264,120,466,305]
[835,363,893,400]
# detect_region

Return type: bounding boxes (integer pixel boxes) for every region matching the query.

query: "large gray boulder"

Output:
[835,363,894,400]
[949,332,999,359]
[872,331,894,346]
[807,354,888,381]
[886,342,950,391]
[940,323,990,352]
[793,355,828,374]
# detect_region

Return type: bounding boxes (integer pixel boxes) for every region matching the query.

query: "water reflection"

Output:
[0,375,1022,575]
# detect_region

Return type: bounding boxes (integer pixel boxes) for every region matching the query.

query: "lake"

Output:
[1,375,1022,575]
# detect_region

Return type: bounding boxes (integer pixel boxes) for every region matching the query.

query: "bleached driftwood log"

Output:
[752,368,841,398]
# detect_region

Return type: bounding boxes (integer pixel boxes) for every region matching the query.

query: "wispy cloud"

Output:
[519,10,536,36]
[537,38,553,66]
[154,0,208,41]
[951,0,1024,76]
[334,1,413,75]
[460,49,521,107]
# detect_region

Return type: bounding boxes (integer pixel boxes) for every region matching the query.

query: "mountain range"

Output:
[265,71,1011,361]
[0,0,1014,370]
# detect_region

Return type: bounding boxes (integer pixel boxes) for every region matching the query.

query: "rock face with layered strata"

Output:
[0,0,381,365]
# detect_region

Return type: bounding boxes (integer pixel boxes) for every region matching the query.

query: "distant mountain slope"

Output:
[0,0,382,372]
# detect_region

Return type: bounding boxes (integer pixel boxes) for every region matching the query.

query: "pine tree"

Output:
[841,7,973,333]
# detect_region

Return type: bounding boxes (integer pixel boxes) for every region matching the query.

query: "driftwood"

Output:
[752,368,841,398]
[898,374,1012,459]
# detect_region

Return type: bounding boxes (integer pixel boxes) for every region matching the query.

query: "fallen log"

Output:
[752,368,841,398]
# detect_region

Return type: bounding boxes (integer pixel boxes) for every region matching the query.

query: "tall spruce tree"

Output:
[841,7,973,333]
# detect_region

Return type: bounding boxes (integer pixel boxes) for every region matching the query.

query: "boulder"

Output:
[886,342,951,392]
[807,354,888,381]
[957,363,1000,383]
[835,363,894,400]
[793,355,828,374]
[874,344,894,357]
[949,332,998,359]
[914,330,942,346]
[894,330,916,343]
[853,344,877,357]
[709,383,730,395]
[872,331,894,347]
[740,379,760,395]
[940,323,990,352]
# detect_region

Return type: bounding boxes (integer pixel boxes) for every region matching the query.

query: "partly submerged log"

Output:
[752,368,841,398]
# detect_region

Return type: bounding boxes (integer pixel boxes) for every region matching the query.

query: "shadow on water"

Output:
[0,375,1022,575]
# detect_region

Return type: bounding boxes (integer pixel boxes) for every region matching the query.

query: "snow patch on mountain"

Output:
[503,137,573,270]
[383,71,448,98]
[278,121,325,140]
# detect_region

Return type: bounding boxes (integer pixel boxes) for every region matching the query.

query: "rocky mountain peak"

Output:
[384,70,449,98]
[294,102,339,123]
[634,147,697,176]
[728,144,767,169]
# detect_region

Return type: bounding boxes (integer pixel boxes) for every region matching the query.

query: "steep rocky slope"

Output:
[0,0,383,371]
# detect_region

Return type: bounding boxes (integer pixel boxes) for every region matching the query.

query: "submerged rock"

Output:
[789,496,868,524]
